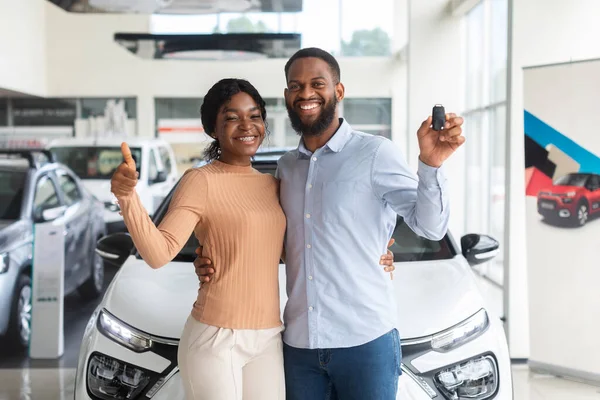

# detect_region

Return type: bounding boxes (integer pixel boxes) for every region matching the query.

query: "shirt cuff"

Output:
[417,159,447,187]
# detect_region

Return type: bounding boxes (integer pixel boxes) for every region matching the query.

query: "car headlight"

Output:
[87,353,154,400]
[97,309,153,352]
[0,253,8,274]
[432,309,489,352]
[434,355,498,399]
[104,201,120,213]
[565,191,576,197]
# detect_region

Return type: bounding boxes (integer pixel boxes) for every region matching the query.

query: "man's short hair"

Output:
[284,47,341,84]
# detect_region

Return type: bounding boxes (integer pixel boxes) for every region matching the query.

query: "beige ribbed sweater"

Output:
[118,160,286,329]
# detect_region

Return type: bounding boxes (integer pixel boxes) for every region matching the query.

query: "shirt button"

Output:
[308,184,313,189]
[312,157,317,161]
[306,213,311,219]
[308,275,313,280]
[306,244,311,248]
[309,306,314,311]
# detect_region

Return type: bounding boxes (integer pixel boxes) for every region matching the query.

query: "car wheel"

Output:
[78,250,104,300]
[575,202,589,227]
[6,274,32,349]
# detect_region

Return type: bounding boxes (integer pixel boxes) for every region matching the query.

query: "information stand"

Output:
[29,221,65,359]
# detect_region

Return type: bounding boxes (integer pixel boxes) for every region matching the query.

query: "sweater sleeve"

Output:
[117,168,208,269]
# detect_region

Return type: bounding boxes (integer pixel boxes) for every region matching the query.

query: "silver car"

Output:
[0,149,107,348]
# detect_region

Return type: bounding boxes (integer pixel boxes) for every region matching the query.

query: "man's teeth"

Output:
[300,103,319,110]
[237,136,255,142]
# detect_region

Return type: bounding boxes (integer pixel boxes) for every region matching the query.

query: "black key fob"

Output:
[432,104,445,131]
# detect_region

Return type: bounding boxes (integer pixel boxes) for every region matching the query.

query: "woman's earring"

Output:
[217,147,222,155]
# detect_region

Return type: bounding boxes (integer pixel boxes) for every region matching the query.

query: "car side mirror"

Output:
[34,205,66,223]
[150,170,167,185]
[461,234,499,267]
[95,232,134,268]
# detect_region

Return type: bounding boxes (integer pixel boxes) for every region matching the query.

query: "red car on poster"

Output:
[537,172,600,226]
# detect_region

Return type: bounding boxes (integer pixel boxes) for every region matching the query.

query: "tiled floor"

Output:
[0,364,598,399]
[512,365,600,399]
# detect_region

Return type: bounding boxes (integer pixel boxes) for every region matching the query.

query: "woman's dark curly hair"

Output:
[200,78,268,162]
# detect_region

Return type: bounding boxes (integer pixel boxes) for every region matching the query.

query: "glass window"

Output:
[150,0,394,57]
[554,173,589,187]
[158,146,173,174]
[464,111,487,234]
[588,175,600,190]
[390,217,455,261]
[148,150,159,183]
[490,0,508,103]
[217,13,279,33]
[0,170,27,219]
[340,0,393,56]
[33,176,60,214]
[50,146,142,180]
[465,2,485,110]
[463,0,508,289]
[342,98,392,126]
[81,98,137,119]
[155,98,203,120]
[0,99,7,126]
[12,98,77,127]
[58,173,82,206]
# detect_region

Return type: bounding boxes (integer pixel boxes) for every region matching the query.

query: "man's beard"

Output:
[287,96,338,137]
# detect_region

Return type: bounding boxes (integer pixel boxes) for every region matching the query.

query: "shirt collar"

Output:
[297,118,352,157]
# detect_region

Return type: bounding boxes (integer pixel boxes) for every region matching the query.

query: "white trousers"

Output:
[177,316,286,400]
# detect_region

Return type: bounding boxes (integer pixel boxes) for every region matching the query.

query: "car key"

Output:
[432,104,445,131]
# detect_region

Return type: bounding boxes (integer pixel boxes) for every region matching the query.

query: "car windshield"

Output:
[0,170,26,220]
[553,173,588,187]
[137,161,455,263]
[50,146,142,179]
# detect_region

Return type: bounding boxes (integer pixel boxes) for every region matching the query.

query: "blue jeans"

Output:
[283,329,402,400]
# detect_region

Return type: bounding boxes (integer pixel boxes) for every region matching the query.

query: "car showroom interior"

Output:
[1,0,599,399]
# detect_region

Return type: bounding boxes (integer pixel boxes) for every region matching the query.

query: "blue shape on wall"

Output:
[524,110,600,174]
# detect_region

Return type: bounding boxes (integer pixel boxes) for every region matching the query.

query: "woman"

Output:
[111,78,286,400]
[110,78,395,400]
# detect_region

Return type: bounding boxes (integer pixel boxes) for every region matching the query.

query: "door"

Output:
[55,171,90,291]
[587,175,600,214]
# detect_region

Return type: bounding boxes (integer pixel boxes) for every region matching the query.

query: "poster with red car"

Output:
[524,111,600,227]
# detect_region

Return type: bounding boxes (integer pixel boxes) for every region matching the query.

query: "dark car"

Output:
[537,172,600,226]
[0,149,107,348]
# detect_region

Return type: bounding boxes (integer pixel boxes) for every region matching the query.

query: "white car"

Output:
[47,137,179,233]
[74,156,513,400]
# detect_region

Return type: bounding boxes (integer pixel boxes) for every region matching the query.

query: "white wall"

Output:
[523,60,600,379]
[44,4,400,137]
[408,0,466,239]
[0,0,47,96]
[507,0,600,360]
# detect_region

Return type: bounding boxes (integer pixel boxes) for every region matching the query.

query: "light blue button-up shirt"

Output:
[276,119,450,349]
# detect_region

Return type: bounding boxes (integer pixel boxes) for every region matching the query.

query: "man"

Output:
[195,47,464,399]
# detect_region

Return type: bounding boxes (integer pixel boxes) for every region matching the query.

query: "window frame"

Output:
[32,174,62,217]
[158,146,173,175]
[56,170,83,207]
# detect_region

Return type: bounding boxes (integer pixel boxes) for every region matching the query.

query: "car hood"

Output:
[0,219,30,251]
[394,258,487,338]
[541,185,582,194]
[80,180,113,202]
[103,256,486,340]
